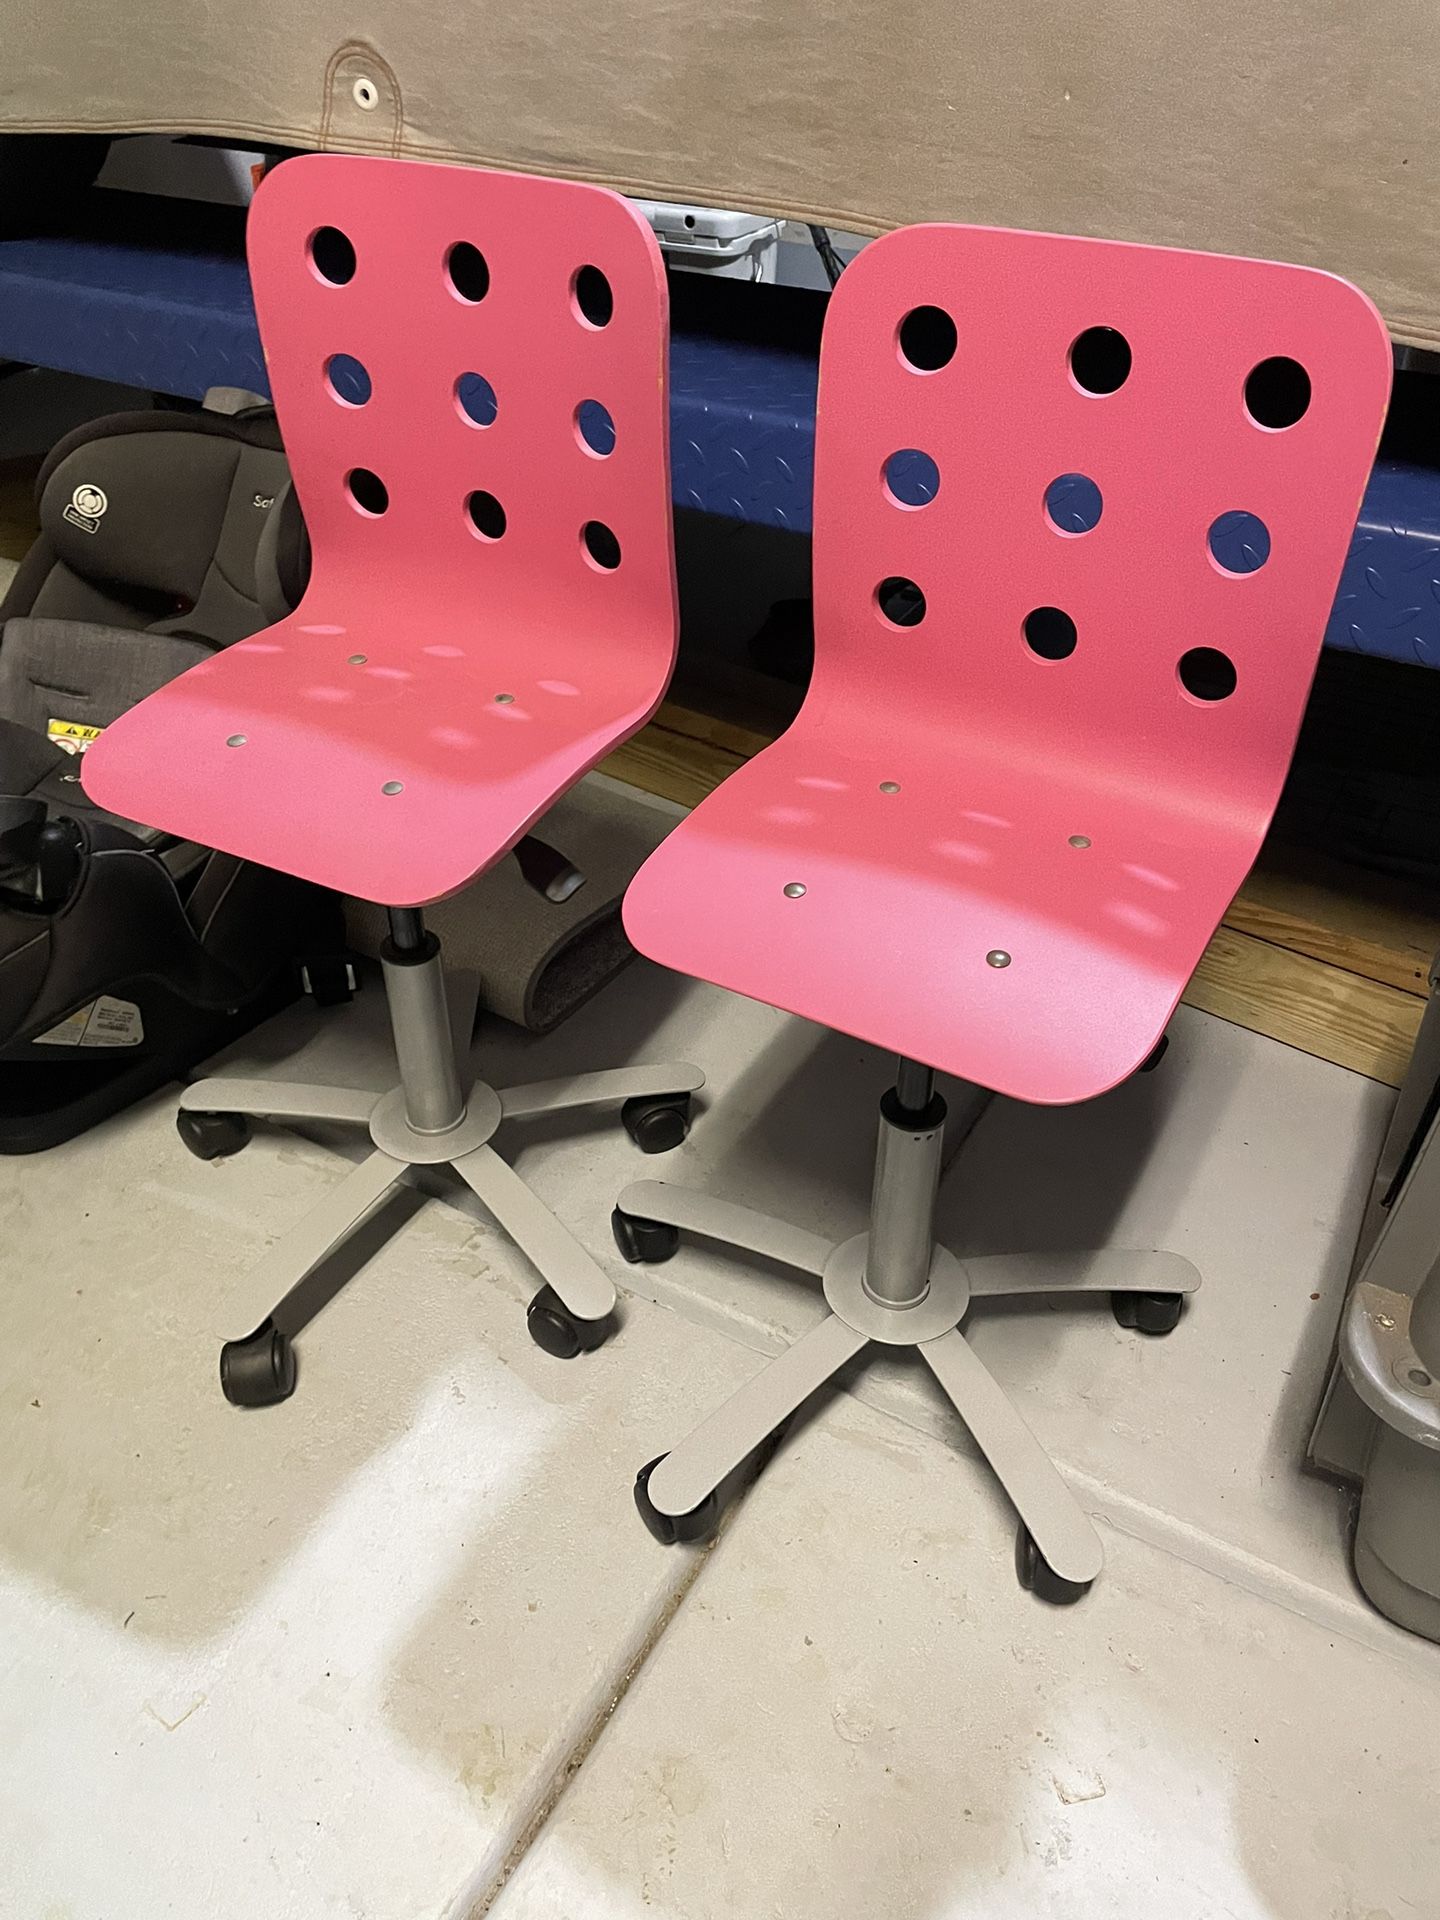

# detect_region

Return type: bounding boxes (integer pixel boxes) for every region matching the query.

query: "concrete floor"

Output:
[2,963,1437,1919]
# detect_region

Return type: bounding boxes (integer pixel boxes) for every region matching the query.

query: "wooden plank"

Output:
[1184,925,1422,1087]
[1224,847,1438,998]
[598,722,742,810]
[653,699,776,762]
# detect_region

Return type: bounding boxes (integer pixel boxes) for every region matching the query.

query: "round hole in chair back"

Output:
[897,306,957,373]
[582,520,622,569]
[455,372,498,427]
[1178,647,1237,701]
[309,226,356,286]
[883,449,941,507]
[466,490,507,540]
[875,576,927,627]
[573,266,614,328]
[445,242,491,304]
[1023,606,1078,659]
[346,468,389,516]
[575,400,616,457]
[1069,326,1131,395]
[1245,356,1311,430]
[1043,472,1103,534]
[1207,510,1270,575]
[325,354,372,406]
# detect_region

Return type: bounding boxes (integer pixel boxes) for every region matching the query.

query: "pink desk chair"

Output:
[83,154,700,1405]
[615,225,1391,1600]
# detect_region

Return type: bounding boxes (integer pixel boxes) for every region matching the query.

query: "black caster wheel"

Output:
[611,1206,680,1265]
[1111,1290,1184,1335]
[177,1108,251,1161]
[219,1317,296,1407]
[1139,1033,1169,1073]
[1015,1523,1093,1605]
[300,953,358,1007]
[621,1092,692,1154]
[634,1454,720,1545]
[526,1284,614,1359]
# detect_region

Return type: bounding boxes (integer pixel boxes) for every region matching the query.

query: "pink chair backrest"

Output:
[811,226,1392,837]
[249,153,676,674]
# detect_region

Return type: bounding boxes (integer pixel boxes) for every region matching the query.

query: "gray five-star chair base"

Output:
[178,907,702,1407]
[615,1059,1199,1603]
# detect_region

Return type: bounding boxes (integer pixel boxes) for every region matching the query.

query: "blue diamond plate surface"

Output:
[1,195,1436,669]
[668,329,815,529]
[1327,460,1440,669]
[1208,508,1272,576]
[1044,471,1103,534]
[0,196,266,401]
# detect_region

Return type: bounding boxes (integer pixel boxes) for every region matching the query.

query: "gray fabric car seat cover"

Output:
[0,715,66,794]
[0,410,287,828]
[29,421,287,645]
[253,481,311,626]
[0,618,213,834]
[0,618,212,738]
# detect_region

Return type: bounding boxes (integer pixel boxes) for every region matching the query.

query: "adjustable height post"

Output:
[381,908,466,1135]
[894,1058,935,1113]
[864,1056,945,1308]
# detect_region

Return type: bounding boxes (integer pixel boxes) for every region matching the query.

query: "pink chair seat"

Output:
[87,599,663,907]
[84,156,677,907]
[624,719,1259,1107]
[625,226,1391,1104]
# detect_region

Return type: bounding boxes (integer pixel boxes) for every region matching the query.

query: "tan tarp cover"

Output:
[6,7,1439,345]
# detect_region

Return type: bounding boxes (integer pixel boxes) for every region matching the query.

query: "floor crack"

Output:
[462,1536,717,1918]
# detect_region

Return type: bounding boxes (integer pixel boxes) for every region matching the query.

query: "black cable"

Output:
[807,223,845,289]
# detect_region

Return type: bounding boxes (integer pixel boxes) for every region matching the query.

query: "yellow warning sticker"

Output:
[47,719,103,756]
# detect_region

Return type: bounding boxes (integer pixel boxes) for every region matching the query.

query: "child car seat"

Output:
[0,406,342,1153]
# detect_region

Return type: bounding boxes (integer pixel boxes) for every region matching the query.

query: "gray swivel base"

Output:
[616,1062,1199,1601]
[178,910,702,1407]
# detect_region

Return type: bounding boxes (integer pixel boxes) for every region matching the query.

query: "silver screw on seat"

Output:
[783,882,807,899]
[879,781,901,794]
[494,692,516,704]
[986,949,1011,968]
[1068,834,1091,849]
[382,780,404,795]
[348,653,367,665]
[226,734,247,747]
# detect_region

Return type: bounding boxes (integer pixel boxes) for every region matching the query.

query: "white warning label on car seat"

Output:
[34,995,145,1048]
